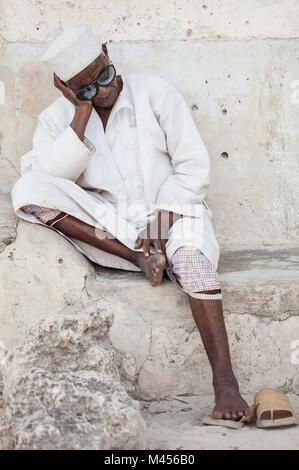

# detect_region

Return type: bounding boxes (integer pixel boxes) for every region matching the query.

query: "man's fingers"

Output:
[142,223,151,257]
[157,211,162,240]
[153,239,163,254]
[53,72,63,90]
[54,72,71,94]
[143,238,151,257]
[134,236,143,249]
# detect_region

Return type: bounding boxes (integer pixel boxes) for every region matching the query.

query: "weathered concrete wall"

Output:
[0,0,298,248]
[1,0,299,42]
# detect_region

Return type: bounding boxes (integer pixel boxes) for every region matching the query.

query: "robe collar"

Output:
[84,75,136,193]
[110,74,134,120]
[95,74,135,132]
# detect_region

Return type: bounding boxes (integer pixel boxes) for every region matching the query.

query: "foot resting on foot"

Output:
[136,253,166,286]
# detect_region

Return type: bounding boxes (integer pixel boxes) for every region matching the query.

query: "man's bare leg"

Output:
[46,213,166,286]
[188,294,250,420]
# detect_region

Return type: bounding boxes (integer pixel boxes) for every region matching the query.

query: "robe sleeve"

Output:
[29,112,95,181]
[148,75,210,218]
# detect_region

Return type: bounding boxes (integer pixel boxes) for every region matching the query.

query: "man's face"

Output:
[67,52,119,109]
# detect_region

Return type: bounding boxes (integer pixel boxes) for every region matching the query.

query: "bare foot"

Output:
[212,375,250,420]
[136,253,166,286]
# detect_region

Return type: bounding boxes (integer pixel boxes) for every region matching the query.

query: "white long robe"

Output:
[11,72,220,272]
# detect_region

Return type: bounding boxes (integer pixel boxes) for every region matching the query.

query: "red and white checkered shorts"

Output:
[165,246,222,299]
[21,205,68,226]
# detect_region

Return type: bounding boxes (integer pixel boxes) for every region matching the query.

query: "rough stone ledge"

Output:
[0,306,147,450]
[1,215,298,400]
[84,247,299,398]
[87,246,299,323]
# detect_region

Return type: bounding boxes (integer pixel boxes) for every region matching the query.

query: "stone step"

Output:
[85,247,299,398]
[1,210,298,400]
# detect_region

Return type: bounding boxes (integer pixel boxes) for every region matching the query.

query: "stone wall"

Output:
[0,4,299,448]
[1,0,298,248]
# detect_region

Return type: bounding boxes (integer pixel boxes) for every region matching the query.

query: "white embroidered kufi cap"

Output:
[40,24,104,81]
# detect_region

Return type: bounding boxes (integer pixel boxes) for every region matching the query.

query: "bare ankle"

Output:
[129,251,143,267]
[213,373,238,390]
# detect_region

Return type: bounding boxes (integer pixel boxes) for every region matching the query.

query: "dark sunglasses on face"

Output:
[71,64,116,101]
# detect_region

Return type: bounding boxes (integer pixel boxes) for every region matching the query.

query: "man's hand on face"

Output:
[134,210,182,257]
[53,72,93,109]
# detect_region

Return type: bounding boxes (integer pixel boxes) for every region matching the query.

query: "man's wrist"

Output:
[76,103,92,115]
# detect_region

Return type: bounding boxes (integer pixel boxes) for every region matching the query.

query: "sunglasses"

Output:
[72,64,116,101]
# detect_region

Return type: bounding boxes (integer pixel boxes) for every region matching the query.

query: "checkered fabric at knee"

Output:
[21,205,69,226]
[166,246,222,300]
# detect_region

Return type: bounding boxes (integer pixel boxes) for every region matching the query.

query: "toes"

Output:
[213,408,244,420]
[212,410,223,419]
[149,256,165,286]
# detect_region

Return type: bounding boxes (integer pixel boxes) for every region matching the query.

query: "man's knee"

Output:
[21,204,68,226]
[171,246,222,294]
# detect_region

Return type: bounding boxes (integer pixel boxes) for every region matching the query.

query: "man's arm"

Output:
[31,106,95,181]
[30,73,95,181]
[148,75,210,218]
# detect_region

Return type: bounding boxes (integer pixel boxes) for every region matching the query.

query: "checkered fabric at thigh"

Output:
[21,204,69,226]
[165,246,222,300]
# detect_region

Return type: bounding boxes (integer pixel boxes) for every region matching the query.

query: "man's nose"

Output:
[96,86,110,99]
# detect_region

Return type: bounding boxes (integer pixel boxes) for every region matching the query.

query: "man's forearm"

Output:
[70,104,92,141]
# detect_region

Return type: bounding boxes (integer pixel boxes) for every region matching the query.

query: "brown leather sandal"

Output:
[254,388,298,428]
